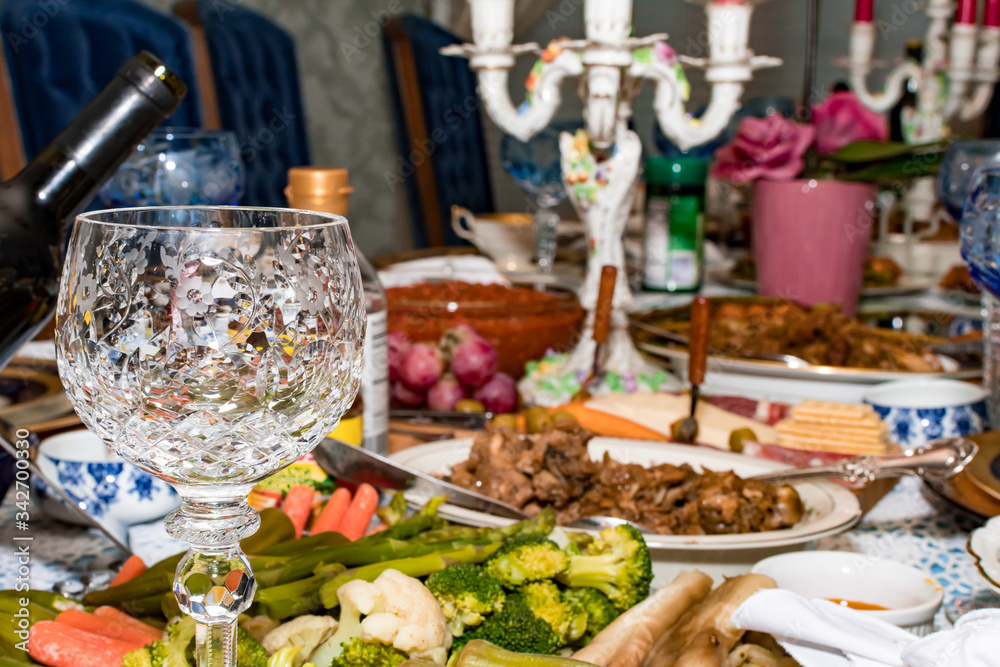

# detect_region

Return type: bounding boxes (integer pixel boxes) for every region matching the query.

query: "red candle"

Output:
[855,0,874,22]
[956,0,978,24]
[987,0,1000,26]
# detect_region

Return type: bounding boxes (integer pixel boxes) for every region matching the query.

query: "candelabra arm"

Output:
[958,26,1000,121]
[630,53,743,152]
[474,49,583,143]
[848,21,921,114]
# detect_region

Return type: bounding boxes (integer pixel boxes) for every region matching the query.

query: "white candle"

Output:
[469,0,515,50]
[585,0,634,45]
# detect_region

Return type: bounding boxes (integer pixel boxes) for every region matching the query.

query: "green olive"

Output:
[550,410,579,429]
[524,406,553,434]
[454,399,486,413]
[728,427,757,454]
[490,414,520,432]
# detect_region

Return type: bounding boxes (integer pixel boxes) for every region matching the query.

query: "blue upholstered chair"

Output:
[189,0,310,207]
[0,0,202,163]
[384,14,494,248]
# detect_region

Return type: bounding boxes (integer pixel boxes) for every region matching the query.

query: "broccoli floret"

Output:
[121,616,196,667]
[483,535,569,587]
[376,492,409,528]
[451,593,561,657]
[556,525,652,611]
[562,588,618,645]
[452,640,598,667]
[329,637,408,667]
[121,649,155,667]
[518,581,587,645]
[426,564,506,637]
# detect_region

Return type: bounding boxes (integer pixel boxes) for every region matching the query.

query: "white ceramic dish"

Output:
[391,438,862,582]
[752,551,944,635]
[713,272,935,299]
[36,429,179,530]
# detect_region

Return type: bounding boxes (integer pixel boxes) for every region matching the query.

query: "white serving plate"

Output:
[390,438,861,553]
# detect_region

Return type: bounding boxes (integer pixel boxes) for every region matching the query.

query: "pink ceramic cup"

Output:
[752,179,876,316]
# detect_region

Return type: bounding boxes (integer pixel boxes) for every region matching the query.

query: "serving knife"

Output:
[390,409,492,430]
[311,437,528,520]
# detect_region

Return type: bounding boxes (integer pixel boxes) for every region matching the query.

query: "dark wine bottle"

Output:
[0,51,185,370]
[890,40,923,143]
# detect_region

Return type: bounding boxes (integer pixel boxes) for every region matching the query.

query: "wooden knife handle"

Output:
[688,297,711,387]
[593,266,617,344]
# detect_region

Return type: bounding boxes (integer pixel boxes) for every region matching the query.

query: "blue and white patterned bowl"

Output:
[36,429,179,528]
[863,379,989,450]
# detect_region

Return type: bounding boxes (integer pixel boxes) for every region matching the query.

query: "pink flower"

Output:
[711,115,815,185]
[812,91,888,155]
[653,42,677,66]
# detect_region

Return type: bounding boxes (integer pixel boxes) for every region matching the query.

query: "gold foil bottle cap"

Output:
[286,166,353,216]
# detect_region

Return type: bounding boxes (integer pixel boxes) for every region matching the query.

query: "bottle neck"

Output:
[12,52,185,232]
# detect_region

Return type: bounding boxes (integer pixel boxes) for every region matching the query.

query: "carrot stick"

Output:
[92,607,162,645]
[311,488,352,535]
[28,621,143,667]
[282,484,316,538]
[365,524,388,537]
[55,608,159,647]
[337,483,379,541]
[109,555,147,587]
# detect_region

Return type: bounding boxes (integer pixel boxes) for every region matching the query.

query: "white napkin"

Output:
[731,589,1000,667]
[377,255,509,288]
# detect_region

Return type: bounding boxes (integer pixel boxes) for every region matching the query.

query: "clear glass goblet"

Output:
[55,207,366,667]
[501,122,578,274]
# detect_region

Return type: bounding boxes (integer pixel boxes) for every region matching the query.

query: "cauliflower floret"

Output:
[339,580,383,616]
[262,615,337,666]
[309,569,452,666]
[361,612,400,645]
[374,570,452,665]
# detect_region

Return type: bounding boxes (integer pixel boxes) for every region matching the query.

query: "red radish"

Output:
[451,337,499,388]
[281,484,315,538]
[109,555,146,587]
[387,331,411,382]
[28,621,143,667]
[336,483,379,541]
[427,374,467,411]
[92,607,162,644]
[439,324,483,360]
[311,487,353,534]
[55,609,159,646]
[391,380,426,407]
[474,372,518,413]
[399,342,444,390]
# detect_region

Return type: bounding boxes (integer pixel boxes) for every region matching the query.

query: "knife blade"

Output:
[390,409,492,430]
[311,438,528,520]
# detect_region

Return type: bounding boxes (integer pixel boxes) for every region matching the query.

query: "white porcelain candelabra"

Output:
[847,0,1000,144]
[847,0,1000,269]
[444,0,781,405]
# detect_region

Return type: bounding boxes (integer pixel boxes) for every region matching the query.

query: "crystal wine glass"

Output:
[55,207,366,666]
[962,167,1000,425]
[937,140,1000,222]
[99,129,246,206]
[501,122,579,273]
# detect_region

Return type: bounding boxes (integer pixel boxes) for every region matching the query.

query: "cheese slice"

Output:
[584,392,778,450]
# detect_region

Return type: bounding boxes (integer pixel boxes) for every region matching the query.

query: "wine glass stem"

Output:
[196,621,237,667]
[535,207,559,274]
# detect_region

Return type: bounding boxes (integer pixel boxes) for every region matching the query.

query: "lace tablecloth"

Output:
[0,477,994,617]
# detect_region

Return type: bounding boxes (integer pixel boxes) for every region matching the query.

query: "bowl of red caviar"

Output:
[386,281,584,379]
